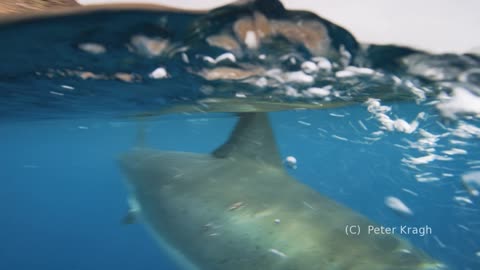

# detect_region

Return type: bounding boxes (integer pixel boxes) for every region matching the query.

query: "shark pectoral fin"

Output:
[122,196,141,225]
[212,112,282,167]
[122,210,138,225]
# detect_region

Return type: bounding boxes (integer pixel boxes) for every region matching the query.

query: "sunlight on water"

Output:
[0,0,479,270]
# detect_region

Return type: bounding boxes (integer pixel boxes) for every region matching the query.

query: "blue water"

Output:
[2,105,479,269]
[1,0,480,269]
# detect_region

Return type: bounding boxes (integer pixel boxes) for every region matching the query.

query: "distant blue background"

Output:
[1,103,479,270]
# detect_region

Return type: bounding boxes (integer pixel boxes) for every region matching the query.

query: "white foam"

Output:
[452,122,480,139]
[358,120,367,131]
[149,67,169,79]
[365,98,423,134]
[255,77,268,88]
[244,31,258,49]
[61,85,74,90]
[49,91,64,96]
[391,75,402,85]
[301,61,318,74]
[416,176,440,183]
[181,53,189,63]
[202,56,216,64]
[131,35,169,57]
[402,188,418,196]
[297,120,311,126]
[78,43,106,54]
[332,135,348,141]
[442,148,467,155]
[462,171,480,186]
[335,70,356,78]
[404,80,426,101]
[404,154,437,165]
[285,86,302,98]
[385,196,413,215]
[436,87,480,119]
[312,57,332,71]
[454,196,473,204]
[204,53,237,64]
[346,66,375,75]
[303,87,330,98]
[285,71,314,84]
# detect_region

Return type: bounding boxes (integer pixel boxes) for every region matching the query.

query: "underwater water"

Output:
[1,0,480,270]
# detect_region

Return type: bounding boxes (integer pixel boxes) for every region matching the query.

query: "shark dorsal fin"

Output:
[212,112,282,167]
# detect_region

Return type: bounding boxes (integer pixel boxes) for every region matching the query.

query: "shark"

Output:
[118,112,446,270]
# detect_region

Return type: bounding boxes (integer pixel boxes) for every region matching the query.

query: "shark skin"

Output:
[118,112,446,270]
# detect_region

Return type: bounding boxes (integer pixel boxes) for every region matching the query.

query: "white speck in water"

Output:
[49,91,64,96]
[215,52,236,63]
[433,235,446,248]
[442,148,467,155]
[401,188,418,197]
[149,67,169,79]
[303,201,315,210]
[78,126,89,130]
[403,154,437,165]
[332,135,348,141]
[269,248,287,258]
[181,53,189,63]
[202,56,215,64]
[61,85,74,90]
[462,171,480,196]
[358,120,367,131]
[297,120,311,126]
[285,156,297,169]
[235,93,247,98]
[414,172,440,183]
[274,219,281,224]
[78,43,106,54]
[454,196,473,204]
[385,196,413,215]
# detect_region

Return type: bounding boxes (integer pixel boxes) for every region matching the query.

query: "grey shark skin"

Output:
[119,112,446,270]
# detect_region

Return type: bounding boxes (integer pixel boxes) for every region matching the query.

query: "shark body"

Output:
[119,112,445,270]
